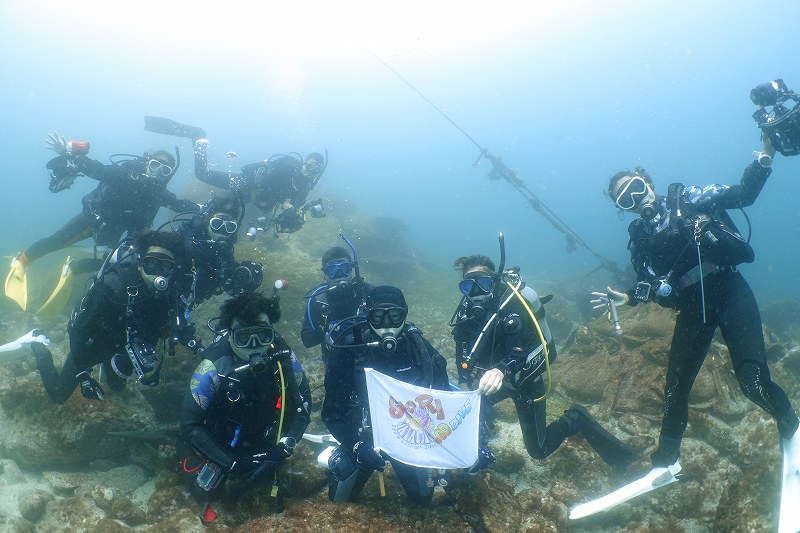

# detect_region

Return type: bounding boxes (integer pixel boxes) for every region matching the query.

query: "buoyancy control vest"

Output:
[205,351,287,449]
[326,317,448,390]
[628,182,754,278]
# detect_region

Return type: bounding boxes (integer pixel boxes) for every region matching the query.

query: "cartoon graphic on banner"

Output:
[365,368,481,469]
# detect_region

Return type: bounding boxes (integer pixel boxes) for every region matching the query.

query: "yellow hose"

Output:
[505,280,551,403]
[272,360,287,498]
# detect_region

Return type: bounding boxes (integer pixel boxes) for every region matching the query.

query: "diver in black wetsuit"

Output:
[30,231,183,403]
[593,141,799,467]
[452,253,638,473]
[171,190,263,351]
[192,137,325,233]
[300,245,373,364]
[178,291,311,524]
[28,131,198,269]
[321,286,450,504]
[4,132,199,312]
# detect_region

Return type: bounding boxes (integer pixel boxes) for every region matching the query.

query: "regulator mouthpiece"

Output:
[153,276,169,291]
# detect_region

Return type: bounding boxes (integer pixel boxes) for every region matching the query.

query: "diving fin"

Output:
[144,116,206,140]
[4,254,29,311]
[779,422,800,533]
[36,256,74,319]
[570,462,682,520]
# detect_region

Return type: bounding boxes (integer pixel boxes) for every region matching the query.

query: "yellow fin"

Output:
[4,256,28,311]
[36,256,74,319]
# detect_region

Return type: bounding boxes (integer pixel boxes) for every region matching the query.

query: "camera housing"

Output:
[634,281,651,302]
[751,79,800,156]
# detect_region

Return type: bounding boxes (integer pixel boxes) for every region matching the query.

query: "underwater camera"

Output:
[751,79,800,156]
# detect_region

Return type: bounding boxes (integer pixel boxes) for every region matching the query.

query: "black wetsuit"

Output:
[34,245,177,403]
[300,279,373,361]
[27,156,197,265]
[625,160,799,465]
[452,283,569,460]
[173,219,263,346]
[179,334,310,500]
[194,150,311,215]
[321,319,450,503]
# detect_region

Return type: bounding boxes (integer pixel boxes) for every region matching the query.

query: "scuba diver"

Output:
[452,237,638,473]
[169,189,263,352]
[192,137,326,236]
[4,131,199,313]
[591,136,799,471]
[301,238,373,364]
[321,285,450,504]
[178,291,311,525]
[29,231,183,403]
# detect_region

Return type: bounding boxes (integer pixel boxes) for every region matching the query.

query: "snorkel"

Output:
[340,232,368,315]
[339,233,362,286]
[168,145,180,183]
[497,232,506,277]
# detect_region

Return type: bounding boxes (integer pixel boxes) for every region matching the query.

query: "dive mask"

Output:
[367,306,407,328]
[459,275,495,296]
[302,158,323,179]
[323,260,352,280]
[209,215,239,235]
[140,249,175,291]
[614,176,652,211]
[141,255,175,277]
[231,324,275,349]
[146,158,174,178]
[367,305,407,352]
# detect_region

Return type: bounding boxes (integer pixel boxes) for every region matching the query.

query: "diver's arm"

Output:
[684,161,772,210]
[289,182,311,208]
[72,156,123,183]
[161,190,202,214]
[193,138,242,189]
[624,222,653,306]
[321,348,361,450]
[196,168,238,189]
[300,292,325,348]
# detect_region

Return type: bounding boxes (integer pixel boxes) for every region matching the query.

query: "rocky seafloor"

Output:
[0,210,798,532]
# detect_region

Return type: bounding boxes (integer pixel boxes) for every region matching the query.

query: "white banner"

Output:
[364,368,481,469]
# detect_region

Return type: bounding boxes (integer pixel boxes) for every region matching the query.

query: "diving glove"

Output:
[754,133,776,168]
[45,131,89,157]
[77,371,105,401]
[353,441,384,472]
[590,286,629,309]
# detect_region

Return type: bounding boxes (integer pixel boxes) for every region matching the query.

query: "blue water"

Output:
[1,1,799,303]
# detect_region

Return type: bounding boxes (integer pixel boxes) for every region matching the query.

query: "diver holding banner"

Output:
[320,285,453,504]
